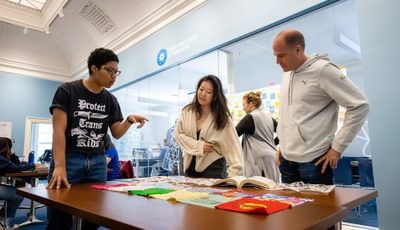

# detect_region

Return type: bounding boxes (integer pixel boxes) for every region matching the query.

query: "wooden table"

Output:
[16,183,360,230]
[5,170,48,228]
[247,187,378,210]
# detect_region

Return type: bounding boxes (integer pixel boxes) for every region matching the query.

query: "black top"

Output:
[104,134,115,150]
[196,130,201,140]
[50,80,123,154]
[0,154,34,173]
[236,114,279,145]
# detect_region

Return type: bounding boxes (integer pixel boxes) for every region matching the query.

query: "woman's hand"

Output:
[203,142,215,154]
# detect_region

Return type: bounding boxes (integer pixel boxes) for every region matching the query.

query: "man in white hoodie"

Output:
[272,29,370,185]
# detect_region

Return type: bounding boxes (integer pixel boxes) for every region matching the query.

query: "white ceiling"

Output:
[0,0,66,32]
[0,0,207,82]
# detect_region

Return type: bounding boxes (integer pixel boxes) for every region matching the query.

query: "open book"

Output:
[212,176,279,189]
[212,176,336,194]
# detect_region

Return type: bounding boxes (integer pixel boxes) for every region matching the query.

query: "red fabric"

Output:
[215,198,291,214]
[119,160,134,178]
[91,183,130,190]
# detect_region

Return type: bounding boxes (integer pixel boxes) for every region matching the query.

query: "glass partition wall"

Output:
[112,50,228,177]
[113,0,376,227]
[115,0,370,161]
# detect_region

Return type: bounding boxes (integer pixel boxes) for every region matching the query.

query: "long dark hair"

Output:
[186,74,230,130]
[0,137,12,158]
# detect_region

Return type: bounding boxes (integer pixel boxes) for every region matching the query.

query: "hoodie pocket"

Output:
[295,125,306,143]
[282,124,307,153]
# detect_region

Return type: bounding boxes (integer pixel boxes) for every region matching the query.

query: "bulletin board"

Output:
[228,84,281,125]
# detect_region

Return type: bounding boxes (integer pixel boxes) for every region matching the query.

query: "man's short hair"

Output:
[87,48,119,75]
[283,30,305,50]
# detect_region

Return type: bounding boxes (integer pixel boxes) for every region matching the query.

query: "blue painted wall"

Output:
[356,0,400,228]
[0,72,60,155]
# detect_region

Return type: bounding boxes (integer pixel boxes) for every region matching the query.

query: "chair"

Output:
[358,157,374,187]
[0,184,16,229]
[333,157,353,185]
[119,160,134,179]
[354,157,375,217]
[38,149,52,164]
[151,147,171,176]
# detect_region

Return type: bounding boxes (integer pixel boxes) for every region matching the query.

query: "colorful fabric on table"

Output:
[179,194,235,208]
[215,198,291,214]
[128,187,175,196]
[254,193,313,207]
[151,190,209,201]
[91,183,130,190]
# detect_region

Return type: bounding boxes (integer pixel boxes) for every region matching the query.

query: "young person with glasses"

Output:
[47,48,148,230]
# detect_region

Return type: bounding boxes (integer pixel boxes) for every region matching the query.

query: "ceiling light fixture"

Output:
[334,33,361,56]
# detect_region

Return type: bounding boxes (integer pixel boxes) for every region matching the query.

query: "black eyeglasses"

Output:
[102,66,121,76]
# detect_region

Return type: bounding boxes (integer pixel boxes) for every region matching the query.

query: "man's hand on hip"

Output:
[315,148,341,173]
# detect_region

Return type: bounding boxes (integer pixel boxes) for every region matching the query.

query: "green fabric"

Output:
[128,187,175,196]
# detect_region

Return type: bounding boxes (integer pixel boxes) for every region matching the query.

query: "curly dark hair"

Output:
[186,74,230,130]
[87,48,119,75]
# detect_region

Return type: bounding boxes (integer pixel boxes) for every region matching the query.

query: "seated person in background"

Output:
[104,134,120,180]
[166,120,178,148]
[0,137,44,222]
[165,120,183,175]
[236,91,280,182]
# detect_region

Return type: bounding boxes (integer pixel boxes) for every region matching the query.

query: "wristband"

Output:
[127,116,134,124]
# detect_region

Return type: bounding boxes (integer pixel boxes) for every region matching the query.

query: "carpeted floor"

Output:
[9,198,108,230]
[8,199,46,230]
[344,199,378,227]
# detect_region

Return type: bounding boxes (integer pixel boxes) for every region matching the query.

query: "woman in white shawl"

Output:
[236,91,280,182]
[175,75,243,178]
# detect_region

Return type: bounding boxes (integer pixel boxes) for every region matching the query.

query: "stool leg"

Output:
[3,201,8,230]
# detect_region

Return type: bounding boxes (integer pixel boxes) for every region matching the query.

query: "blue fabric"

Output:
[279,154,333,185]
[46,152,106,230]
[106,147,120,180]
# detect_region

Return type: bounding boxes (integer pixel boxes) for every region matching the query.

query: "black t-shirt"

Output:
[50,80,123,154]
[236,114,256,136]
